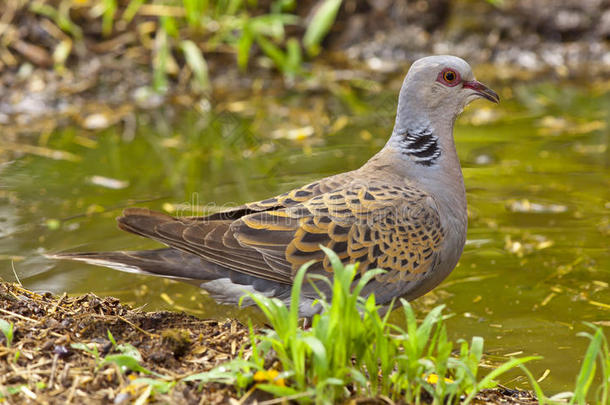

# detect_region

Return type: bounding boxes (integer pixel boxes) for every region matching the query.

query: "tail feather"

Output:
[47,248,221,281]
[47,248,293,307]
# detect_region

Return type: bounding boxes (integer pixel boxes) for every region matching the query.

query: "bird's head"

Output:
[396,55,499,128]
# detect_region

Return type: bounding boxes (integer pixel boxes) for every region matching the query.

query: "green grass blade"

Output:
[463,356,541,404]
[0,319,14,348]
[571,328,603,404]
[237,25,254,70]
[289,260,313,330]
[518,364,550,405]
[254,34,287,72]
[302,0,342,56]
[152,23,169,93]
[180,40,210,90]
[102,0,117,36]
[122,0,145,22]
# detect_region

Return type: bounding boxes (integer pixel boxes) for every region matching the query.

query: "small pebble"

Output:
[53,345,71,358]
[83,113,110,130]
[114,392,130,404]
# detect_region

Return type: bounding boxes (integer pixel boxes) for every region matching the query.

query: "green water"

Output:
[0,78,608,393]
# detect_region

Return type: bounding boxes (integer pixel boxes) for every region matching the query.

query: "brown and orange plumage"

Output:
[49,56,499,317]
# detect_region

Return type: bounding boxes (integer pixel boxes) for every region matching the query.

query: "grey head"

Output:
[393,55,499,137]
[376,55,499,170]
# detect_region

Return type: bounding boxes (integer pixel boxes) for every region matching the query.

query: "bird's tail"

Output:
[46,248,219,281]
[47,248,292,307]
[47,208,221,280]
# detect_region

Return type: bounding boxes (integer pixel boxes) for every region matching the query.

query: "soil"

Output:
[0,280,540,404]
[0,280,249,404]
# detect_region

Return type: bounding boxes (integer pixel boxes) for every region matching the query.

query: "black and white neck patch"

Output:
[400,126,441,166]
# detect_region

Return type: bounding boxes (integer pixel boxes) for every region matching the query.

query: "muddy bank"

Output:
[1,0,608,139]
[0,280,540,404]
[0,280,249,404]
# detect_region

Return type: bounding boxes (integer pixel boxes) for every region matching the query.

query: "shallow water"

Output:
[1,78,608,393]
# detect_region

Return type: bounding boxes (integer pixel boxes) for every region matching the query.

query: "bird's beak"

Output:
[463,80,499,103]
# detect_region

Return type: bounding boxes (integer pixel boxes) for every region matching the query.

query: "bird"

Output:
[49,55,499,317]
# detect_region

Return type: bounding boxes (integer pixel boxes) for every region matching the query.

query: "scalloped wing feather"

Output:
[233,182,445,283]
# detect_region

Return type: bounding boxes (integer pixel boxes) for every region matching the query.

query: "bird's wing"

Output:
[115,173,353,284]
[191,174,350,221]
[118,181,445,286]
[233,182,445,283]
[118,209,294,283]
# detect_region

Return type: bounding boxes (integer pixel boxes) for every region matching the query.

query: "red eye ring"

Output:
[437,68,461,87]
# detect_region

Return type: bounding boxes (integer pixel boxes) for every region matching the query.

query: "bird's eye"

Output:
[437,68,461,87]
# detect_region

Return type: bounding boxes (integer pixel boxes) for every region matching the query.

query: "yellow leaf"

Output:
[425,373,453,384]
[254,369,285,387]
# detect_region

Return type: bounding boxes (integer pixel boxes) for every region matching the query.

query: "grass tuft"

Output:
[20,0,345,88]
[570,323,610,405]
[189,249,539,404]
